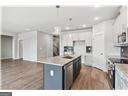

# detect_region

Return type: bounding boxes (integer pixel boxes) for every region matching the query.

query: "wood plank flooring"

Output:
[71,66,111,90]
[1,59,43,90]
[1,59,110,90]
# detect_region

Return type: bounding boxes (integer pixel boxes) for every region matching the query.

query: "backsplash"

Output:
[121,47,128,58]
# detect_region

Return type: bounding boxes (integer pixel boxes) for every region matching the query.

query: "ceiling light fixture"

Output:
[65,26,70,30]
[94,5,101,8]
[82,24,87,27]
[54,26,61,35]
[53,5,61,36]
[69,34,72,38]
[94,17,100,21]
[25,28,31,31]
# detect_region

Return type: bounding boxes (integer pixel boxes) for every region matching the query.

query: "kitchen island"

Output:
[38,55,81,90]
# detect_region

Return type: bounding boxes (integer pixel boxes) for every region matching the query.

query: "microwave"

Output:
[118,32,126,43]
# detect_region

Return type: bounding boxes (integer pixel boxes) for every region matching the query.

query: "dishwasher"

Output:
[64,62,73,90]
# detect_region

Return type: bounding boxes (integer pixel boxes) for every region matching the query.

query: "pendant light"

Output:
[53,5,61,36]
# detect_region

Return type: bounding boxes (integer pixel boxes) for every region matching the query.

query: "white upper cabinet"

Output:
[61,30,92,47]
[62,33,67,46]
[72,32,79,41]
[60,30,92,55]
[113,6,128,45]
[68,33,73,46]
[61,33,73,46]
[78,32,86,40]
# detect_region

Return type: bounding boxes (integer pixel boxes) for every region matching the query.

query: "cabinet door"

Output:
[68,33,73,46]
[78,32,85,40]
[44,64,63,90]
[114,6,128,44]
[113,20,118,44]
[121,6,127,27]
[62,34,67,46]
[72,32,78,41]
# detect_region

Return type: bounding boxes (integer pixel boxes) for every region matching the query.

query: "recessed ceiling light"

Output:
[94,17,100,21]
[25,28,31,31]
[82,24,87,27]
[93,5,101,8]
[69,34,72,38]
[65,26,70,30]
[54,26,61,35]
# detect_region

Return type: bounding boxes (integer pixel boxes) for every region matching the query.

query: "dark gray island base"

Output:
[0,92,12,96]
[39,55,81,90]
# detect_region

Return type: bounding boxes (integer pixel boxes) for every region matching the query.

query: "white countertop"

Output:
[37,55,81,66]
[115,63,128,79]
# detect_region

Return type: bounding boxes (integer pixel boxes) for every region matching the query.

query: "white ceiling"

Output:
[2,5,120,34]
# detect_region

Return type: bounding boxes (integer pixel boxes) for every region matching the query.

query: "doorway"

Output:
[1,35,13,59]
[19,40,23,59]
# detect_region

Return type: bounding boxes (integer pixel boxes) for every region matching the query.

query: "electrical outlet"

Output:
[50,70,54,76]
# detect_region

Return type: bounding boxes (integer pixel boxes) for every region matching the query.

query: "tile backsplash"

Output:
[121,47,128,58]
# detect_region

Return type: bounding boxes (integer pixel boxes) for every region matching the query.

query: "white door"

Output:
[92,34,106,71]
[74,41,86,64]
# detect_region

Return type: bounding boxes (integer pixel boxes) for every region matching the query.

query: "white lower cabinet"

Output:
[115,66,128,90]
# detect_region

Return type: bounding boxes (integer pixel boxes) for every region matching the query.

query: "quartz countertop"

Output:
[37,55,81,66]
[115,63,128,79]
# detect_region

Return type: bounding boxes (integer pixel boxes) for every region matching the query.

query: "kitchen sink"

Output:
[62,56,73,59]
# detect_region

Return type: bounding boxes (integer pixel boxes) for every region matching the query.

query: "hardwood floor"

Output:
[1,59,110,90]
[1,59,43,90]
[71,66,111,90]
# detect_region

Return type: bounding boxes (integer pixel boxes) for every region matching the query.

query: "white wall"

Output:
[105,20,120,57]
[92,19,121,72]
[12,34,19,59]
[13,31,53,62]
[13,31,38,61]
[0,7,1,35]
[37,32,53,61]
[21,31,37,61]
